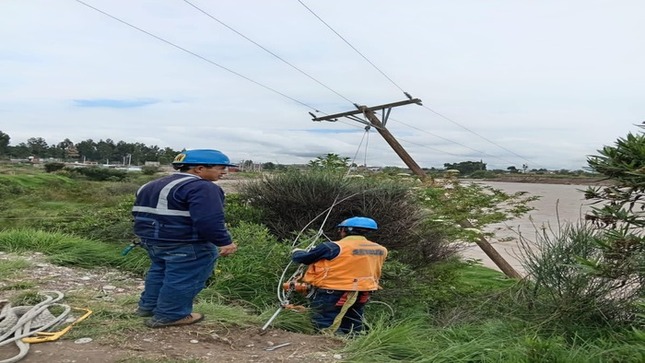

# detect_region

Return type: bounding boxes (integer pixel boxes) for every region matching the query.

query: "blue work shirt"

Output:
[292,241,340,265]
[132,173,232,246]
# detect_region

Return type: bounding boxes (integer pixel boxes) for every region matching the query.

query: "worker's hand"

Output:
[219,243,238,257]
[291,248,306,254]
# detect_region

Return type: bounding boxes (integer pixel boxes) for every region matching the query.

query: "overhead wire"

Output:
[421,105,535,166]
[296,0,407,95]
[297,0,537,167]
[73,0,320,113]
[388,117,520,166]
[182,0,356,106]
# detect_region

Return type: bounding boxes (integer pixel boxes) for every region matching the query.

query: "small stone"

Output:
[190,339,199,344]
[143,338,153,342]
[266,341,274,346]
[102,285,116,290]
[80,276,92,281]
[74,337,92,344]
[246,343,254,348]
[333,354,343,359]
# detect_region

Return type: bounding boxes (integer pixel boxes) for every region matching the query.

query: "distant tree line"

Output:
[0,130,181,165]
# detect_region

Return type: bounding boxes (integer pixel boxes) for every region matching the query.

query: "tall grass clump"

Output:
[0,229,149,274]
[198,222,291,308]
[517,221,644,332]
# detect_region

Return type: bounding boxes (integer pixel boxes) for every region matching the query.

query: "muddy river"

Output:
[462,181,597,275]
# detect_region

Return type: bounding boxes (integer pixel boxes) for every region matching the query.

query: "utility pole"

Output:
[311,97,522,279]
[312,98,431,182]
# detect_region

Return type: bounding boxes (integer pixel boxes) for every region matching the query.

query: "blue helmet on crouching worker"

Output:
[172,149,237,170]
[337,216,378,235]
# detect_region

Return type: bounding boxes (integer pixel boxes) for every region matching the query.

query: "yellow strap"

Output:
[321,291,358,335]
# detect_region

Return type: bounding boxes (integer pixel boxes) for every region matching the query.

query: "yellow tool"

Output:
[22,308,93,344]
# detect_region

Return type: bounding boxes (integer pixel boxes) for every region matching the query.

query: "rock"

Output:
[74,337,93,344]
[190,339,199,344]
[333,354,343,359]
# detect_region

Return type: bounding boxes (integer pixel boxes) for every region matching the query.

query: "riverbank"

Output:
[480,175,611,186]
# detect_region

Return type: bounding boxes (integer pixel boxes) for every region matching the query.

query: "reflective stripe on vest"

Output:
[131,176,197,217]
[302,236,387,291]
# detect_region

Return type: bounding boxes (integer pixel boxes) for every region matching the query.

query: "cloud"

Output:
[72,98,161,109]
[298,128,363,134]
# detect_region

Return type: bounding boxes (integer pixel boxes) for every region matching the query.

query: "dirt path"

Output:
[0,252,344,363]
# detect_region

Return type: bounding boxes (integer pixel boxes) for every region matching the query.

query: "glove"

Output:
[291,248,307,254]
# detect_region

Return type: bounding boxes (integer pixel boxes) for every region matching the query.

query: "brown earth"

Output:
[0,253,345,363]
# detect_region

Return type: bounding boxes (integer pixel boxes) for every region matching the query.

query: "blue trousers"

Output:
[310,289,370,334]
[138,240,218,322]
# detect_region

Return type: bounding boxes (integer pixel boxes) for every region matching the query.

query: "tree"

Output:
[507,166,518,173]
[0,130,10,156]
[584,124,645,280]
[443,160,487,175]
[26,137,49,158]
[76,139,98,162]
[308,153,350,170]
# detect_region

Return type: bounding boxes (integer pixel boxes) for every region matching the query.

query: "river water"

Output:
[461,181,597,275]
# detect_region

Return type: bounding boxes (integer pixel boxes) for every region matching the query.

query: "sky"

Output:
[2,0,644,170]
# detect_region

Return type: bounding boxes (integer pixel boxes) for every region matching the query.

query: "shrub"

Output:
[66,166,128,181]
[238,170,456,266]
[517,222,643,328]
[140,165,159,175]
[43,162,66,173]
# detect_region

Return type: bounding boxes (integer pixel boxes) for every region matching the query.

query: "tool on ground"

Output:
[265,342,291,351]
[22,307,92,344]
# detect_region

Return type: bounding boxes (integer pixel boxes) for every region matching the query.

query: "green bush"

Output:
[43,162,66,173]
[239,170,456,265]
[517,222,644,329]
[66,166,128,181]
[140,165,159,175]
[202,222,291,308]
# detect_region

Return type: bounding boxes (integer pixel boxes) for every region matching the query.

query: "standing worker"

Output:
[132,149,238,328]
[291,216,387,335]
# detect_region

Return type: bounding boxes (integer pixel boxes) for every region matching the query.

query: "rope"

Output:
[0,291,70,363]
[321,291,358,335]
[276,128,372,304]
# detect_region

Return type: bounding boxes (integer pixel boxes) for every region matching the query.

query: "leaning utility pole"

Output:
[312,98,431,182]
[311,98,522,279]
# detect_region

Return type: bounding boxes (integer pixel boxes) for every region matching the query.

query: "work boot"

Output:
[134,308,153,317]
[145,313,204,328]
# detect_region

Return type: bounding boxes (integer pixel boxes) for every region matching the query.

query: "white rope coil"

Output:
[0,291,70,363]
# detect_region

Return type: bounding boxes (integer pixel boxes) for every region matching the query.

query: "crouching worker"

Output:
[132,149,238,328]
[291,217,387,335]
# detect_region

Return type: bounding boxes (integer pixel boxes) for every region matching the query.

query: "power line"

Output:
[388,117,519,166]
[296,0,407,95]
[74,0,320,112]
[296,0,537,168]
[421,104,537,166]
[182,0,356,106]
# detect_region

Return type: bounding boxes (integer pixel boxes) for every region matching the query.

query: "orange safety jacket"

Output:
[302,236,387,291]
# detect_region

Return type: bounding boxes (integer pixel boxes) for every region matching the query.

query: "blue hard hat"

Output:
[337,217,378,230]
[172,149,237,167]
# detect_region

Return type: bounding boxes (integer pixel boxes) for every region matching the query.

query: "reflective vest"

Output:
[132,174,204,242]
[302,236,387,291]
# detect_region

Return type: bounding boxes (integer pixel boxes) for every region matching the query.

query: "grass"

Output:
[0,256,30,279]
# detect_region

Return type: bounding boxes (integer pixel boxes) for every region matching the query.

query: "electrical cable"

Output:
[296,0,407,94]
[73,0,320,113]
[182,0,356,106]
[421,104,537,166]
[297,0,538,168]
